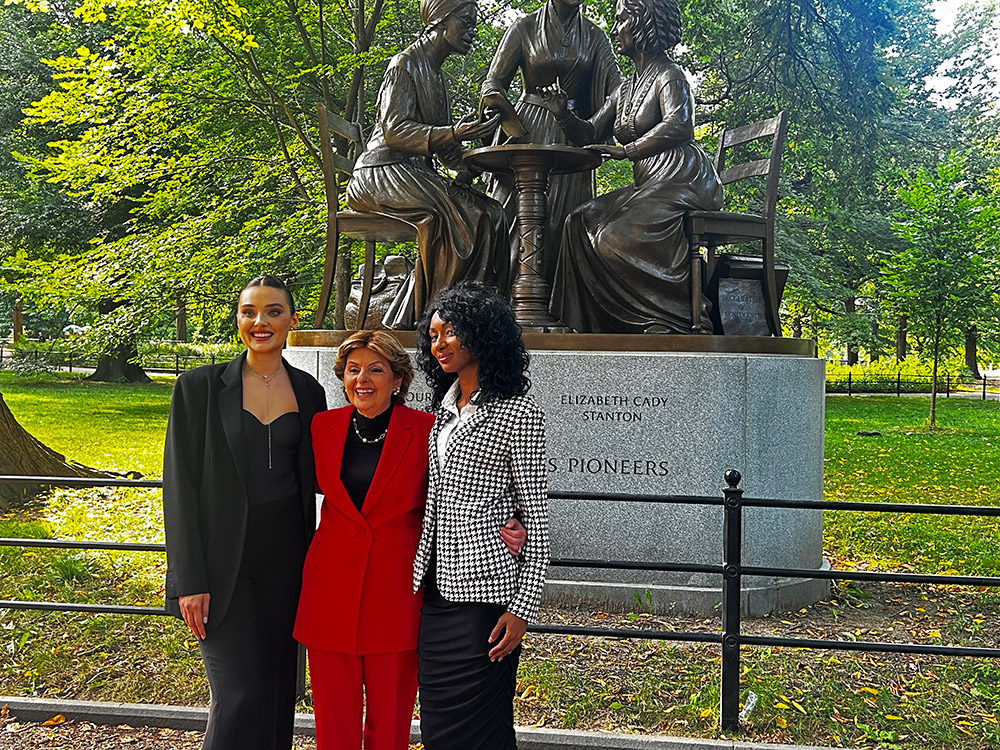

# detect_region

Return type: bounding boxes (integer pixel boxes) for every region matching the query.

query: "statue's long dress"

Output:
[481,1,620,286]
[347,38,509,327]
[550,59,724,334]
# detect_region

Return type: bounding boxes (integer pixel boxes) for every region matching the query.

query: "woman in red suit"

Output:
[293,331,524,750]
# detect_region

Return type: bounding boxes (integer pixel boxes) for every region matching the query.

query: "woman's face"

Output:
[442,4,478,56]
[612,4,638,57]
[343,346,402,418]
[428,312,477,378]
[237,285,298,357]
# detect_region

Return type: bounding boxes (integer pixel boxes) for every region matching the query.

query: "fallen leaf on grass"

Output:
[775,715,788,728]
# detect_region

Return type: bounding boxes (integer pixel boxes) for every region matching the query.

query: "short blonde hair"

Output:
[333,330,414,405]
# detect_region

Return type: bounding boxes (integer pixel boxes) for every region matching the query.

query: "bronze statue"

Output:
[346,0,509,328]
[480,0,621,287]
[541,0,723,334]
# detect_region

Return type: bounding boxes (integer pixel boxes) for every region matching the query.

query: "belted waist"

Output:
[520,92,577,112]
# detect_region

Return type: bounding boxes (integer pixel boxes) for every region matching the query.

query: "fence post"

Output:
[984,377,988,401]
[896,372,901,397]
[68,356,73,374]
[720,468,744,731]
[946,373,951,397]
[847,372,852,397]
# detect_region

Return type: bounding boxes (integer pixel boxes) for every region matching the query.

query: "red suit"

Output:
[294,404,435,750]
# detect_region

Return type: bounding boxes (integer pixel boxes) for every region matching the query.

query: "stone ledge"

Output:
[0,696,847,750]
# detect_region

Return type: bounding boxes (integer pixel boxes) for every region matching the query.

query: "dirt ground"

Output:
[2,581,994,748]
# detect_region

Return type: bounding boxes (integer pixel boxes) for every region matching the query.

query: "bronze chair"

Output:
[685,111,788,336]
[313,105,418,330]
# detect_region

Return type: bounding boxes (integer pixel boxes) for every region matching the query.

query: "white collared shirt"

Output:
[436,380,478,471]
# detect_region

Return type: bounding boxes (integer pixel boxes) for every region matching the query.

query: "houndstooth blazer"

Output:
[412,393,550,622]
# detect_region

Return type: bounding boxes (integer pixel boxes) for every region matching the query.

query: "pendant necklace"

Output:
[352,415,388,444]
[244,362,286,469]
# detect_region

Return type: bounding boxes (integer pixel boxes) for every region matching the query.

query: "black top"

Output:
[340,404,393,511]
[242,410,302,506]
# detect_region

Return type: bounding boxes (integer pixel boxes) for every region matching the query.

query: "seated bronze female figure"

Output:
[347,0,509,328]
[541,0,723,334]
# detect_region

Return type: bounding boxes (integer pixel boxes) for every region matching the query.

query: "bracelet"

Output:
[624,141,639,160]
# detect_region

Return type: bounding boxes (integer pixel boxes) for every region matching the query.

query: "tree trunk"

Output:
[844,297,858,366]
[0,393,111,510]
[929,334,939,430]
[895,315,907,362]
[12,297,24,343]
[965,324,981,380]
[176,290,188,343]
[870,319,880,363]
[87,341,151,383]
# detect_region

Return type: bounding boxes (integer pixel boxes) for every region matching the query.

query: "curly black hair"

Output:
[416,280,530,408]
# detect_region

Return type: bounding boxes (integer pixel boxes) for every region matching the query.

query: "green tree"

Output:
[884,152,999,427]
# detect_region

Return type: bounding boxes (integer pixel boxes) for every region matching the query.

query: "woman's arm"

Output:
[162,374,211,638]
[481,23,523,103]
[539,84,618,147]
[621,78,695,162]
[379,67,455,156]
[488,400,549,661]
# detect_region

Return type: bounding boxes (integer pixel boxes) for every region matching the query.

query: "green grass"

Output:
[823,396,1000,576]
[2,376,1000,747]
[0,371,173,477]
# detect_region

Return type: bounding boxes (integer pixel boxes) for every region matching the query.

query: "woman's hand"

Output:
[179,593,211,640]
[488,611,527,661]
[538,82,570,119]
[454,112,501,142]
[586,143,627,160]
[500,518,527,555]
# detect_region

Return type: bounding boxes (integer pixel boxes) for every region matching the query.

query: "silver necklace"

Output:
[244,362,286,469]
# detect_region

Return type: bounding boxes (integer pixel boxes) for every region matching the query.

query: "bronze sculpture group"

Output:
[346,0,724,334]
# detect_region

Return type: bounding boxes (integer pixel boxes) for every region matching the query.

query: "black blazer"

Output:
[162,352,327,628]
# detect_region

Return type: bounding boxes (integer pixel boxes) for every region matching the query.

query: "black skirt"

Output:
[417,574,520,750]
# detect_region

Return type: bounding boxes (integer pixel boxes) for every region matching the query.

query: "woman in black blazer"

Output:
[163,276,327,750]
[412,281,549,750]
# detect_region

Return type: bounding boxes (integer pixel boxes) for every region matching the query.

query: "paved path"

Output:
[1,696,845,750]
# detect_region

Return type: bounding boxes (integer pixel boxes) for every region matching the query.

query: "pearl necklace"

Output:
[352,415,387,444]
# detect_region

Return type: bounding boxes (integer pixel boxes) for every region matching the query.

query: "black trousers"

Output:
[417,576,520,750]
[198,498,305,750]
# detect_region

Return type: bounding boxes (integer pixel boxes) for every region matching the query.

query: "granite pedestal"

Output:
[287,333,827,617]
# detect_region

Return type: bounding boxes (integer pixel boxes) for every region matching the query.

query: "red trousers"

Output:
[308,648,418,750]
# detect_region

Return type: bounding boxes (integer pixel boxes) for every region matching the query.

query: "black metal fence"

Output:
[0,345,233,376]
[1,472,999,731]
[827,371,998,398]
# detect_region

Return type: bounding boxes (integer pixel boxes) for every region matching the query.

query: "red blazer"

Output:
[294,403,435,654]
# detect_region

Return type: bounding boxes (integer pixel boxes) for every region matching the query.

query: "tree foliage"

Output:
[884,152,1000,425]
[0,0,998,362]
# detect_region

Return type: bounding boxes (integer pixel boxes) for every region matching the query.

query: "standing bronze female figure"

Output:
[542,0,723,334]
[480,0,621,287]
[347,0,510,328]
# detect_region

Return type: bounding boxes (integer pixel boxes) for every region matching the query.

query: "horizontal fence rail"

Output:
[1,472,998,732]
[827,371,998,398]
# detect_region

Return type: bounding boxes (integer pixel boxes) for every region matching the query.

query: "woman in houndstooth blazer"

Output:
[412,280,550,750]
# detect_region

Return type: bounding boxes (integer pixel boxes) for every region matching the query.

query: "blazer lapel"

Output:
[320,407,367,522]
[360,405,414,516]
[219,352,249,497]
[427,406,448,492]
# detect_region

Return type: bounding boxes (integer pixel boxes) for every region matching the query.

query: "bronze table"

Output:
[465,144,601,330]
